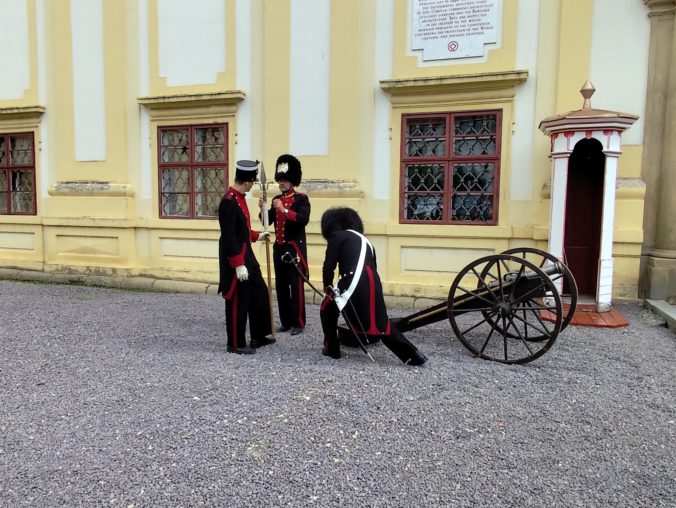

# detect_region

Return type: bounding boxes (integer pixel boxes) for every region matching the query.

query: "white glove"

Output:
[258,231,271,241]
[235,265,249,281]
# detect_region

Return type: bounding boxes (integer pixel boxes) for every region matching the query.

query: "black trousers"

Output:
[273,244,306,329]
[225,265,271,348]
[319,298,420,363]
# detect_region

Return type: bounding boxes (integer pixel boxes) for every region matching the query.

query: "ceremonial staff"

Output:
[258,161,276,338]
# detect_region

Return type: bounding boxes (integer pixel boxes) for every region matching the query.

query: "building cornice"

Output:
[379,70,528,95]
[644,0,676,17]
[0,105,46,120]
[137,91,245,109]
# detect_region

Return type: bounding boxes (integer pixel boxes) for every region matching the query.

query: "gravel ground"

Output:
[0,280,674,507]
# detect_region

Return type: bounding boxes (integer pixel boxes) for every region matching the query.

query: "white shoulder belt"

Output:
[332,230,374,311]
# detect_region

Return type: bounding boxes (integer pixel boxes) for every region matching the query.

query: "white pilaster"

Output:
[372,0,394,200]
[235,0,253,161]
[138,0,151,199]
[590,0,649,146]
[0,0,29,100]
[597,152,619,311]
[548,154,569,264]
[157,0,225,86]
[71,0,106,161]
[510,0,539,200]
[290,0,330,155]
[36,0,49,198]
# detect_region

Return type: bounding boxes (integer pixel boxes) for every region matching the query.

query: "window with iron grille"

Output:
[0,132,37,215]
[400,111,501,225]
[158,124,228,219]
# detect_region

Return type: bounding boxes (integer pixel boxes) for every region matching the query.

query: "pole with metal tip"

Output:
[258,161,276,338]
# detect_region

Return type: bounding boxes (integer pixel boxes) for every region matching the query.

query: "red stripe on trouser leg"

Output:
[232,290,239,348]
[289,241,308,275]
[225,275,237,300]
[297,275,305,328]
[366,266,380,335]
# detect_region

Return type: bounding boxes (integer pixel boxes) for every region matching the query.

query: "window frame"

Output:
[399,109,502,226]
[0,131,37,216]
[157,122,229,220]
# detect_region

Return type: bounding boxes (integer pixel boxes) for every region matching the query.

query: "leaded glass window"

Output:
[401,111,501,225]
[158,124,228,219]
[0,133,37,215]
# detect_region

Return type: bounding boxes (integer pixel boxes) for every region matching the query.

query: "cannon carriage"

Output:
[338,248,578,364]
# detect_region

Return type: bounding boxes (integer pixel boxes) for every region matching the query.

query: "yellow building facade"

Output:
[0,0,667,305]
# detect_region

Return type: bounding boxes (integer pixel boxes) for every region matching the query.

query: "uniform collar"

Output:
[282,187,296,198]
[229,186,246,197]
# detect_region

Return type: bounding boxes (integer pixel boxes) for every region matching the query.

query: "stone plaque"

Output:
[411,0,500,61]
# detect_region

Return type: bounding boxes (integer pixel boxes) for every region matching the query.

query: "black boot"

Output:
[227,345,256,355]
[406,350,427,366]
[322,339,341,359]
[251,336,276,348]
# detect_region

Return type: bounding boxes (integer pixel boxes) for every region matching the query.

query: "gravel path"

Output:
[0,280,674,507]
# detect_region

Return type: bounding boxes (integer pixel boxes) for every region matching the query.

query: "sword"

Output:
[258,161,276,338]
[281,252,375,362]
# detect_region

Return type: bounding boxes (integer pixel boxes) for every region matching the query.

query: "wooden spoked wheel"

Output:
[499,247,578,333]
[448,254,563,364]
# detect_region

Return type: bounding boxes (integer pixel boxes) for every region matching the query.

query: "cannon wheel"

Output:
[477,248,577,341]
[500,247,578,332]
[448,254,563,364]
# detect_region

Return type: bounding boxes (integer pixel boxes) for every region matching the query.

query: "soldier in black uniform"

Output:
[319,207,427,366]
[259,154,311,335]
[218,160,274,354]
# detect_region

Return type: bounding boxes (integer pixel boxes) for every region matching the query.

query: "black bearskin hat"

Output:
[275,154,302,186]
[320,207,364,240]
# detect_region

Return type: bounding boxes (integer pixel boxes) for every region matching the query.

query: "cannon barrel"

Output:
[346,249,576,364]
[395,260,565,333]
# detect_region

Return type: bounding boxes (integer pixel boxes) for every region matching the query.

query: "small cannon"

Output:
[340,248,578,365]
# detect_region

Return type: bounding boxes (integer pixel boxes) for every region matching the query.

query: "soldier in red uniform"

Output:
[259,154,311,335]
[218,160,274,354]
[319,207,427,365]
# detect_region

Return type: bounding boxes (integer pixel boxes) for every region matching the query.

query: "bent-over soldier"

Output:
[319,207,427,365]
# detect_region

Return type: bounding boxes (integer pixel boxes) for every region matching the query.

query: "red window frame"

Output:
[399,110,502,225]
[0,132,37,215]
[157,123,229,219]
